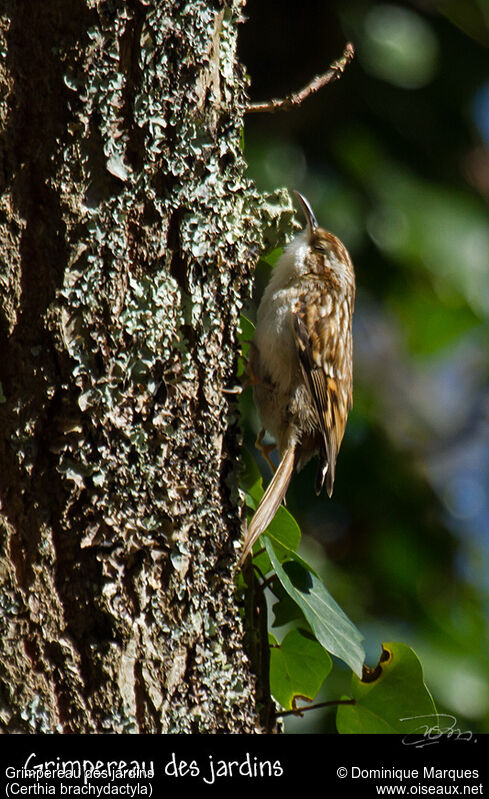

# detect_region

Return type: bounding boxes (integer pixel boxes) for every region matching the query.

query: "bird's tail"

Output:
[239,443,296,566]
[315,444,334,498]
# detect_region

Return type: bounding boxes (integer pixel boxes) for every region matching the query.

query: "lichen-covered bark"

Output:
[0,0,293,733]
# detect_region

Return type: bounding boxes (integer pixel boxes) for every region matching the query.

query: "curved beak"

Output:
[294,190,318,240]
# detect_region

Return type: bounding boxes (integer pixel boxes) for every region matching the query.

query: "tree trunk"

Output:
[0,0,278,734]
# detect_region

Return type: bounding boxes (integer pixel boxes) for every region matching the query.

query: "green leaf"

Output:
[245,475,263,508]
[237,314,255,376]
[262,247,282,267]
[270,628,332,710]
[336,642,437,733]
[262,504,302,555]
[244,482,302,575]
[265,539,365,677]
[237,314,255,358]
[240,449,263,494]
[246,478,302,555]
[271,585,306,627]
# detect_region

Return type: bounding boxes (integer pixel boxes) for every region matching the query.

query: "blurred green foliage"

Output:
[239,0,489,732]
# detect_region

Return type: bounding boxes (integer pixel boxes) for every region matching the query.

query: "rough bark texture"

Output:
[0,0,293,733]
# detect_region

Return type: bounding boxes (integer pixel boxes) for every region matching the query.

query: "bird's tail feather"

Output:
[239,444,296,566]
[315,456,328,496]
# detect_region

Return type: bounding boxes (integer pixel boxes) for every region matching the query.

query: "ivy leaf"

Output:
[265,538,365,677]
[271,584,306,627]
[336,642,437,733]
[245,476,263,509]
[261,504,302,556]
[240,448,263,494]
[262,247,282,267]
[270,628,332,710]
[246,478,302,557]
[237,314,254,379]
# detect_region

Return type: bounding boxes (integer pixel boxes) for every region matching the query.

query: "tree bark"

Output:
[0,0,287,734]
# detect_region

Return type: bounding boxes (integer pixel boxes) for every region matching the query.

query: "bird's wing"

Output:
[292,293,352,495]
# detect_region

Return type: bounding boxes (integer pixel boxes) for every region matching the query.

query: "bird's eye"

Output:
[314,243,329,254]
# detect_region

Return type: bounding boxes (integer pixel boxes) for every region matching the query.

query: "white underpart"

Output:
[253,231,309,393]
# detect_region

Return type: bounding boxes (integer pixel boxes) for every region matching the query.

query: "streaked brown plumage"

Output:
[240,191,355,565]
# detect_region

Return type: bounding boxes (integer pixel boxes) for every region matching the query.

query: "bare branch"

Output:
[246,42,355,115]
[275,698,356,718]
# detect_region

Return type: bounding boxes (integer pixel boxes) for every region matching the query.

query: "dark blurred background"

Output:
[239,0,489,732]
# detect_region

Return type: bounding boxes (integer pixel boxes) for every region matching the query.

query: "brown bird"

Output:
[240,191,355,565]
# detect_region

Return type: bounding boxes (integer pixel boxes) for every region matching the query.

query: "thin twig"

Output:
[275,698,355,718]
[246,42,355,115]
[260,573,279,592]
